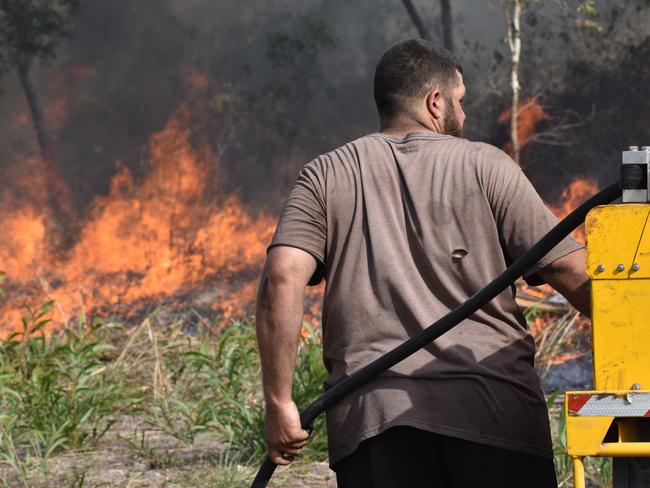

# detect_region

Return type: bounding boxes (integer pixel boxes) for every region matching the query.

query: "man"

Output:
[255,39,588,487]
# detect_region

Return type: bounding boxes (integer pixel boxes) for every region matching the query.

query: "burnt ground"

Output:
[543,355,593,393]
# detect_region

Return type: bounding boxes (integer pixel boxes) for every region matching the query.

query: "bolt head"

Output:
[617,263,625,272]
[596,265,605,272]
[632,263,640,271]
[632,383,642,390]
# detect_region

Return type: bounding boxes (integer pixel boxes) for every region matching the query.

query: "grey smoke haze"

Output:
[0,0,647,213]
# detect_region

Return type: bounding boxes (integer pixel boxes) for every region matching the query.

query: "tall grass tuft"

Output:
[150,318,329,462]
[0,302,140,482]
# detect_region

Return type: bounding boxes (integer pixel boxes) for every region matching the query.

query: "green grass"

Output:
[0,296,613,487]
[0,300,328,486]
[0,301,140,486]
[140,317,328,463]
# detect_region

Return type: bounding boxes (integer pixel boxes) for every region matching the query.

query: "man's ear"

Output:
[426,89,444,121]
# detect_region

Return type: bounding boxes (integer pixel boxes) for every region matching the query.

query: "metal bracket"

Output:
[622,146,650,203]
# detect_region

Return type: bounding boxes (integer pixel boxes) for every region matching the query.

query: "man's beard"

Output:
[443,97,463,138]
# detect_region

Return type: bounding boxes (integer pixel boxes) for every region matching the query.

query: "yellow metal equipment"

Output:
[565,202,650,488]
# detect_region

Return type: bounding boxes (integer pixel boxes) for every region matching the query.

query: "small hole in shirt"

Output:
[452,248,468,260]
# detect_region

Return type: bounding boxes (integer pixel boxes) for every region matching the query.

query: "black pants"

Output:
[332,426,557,488]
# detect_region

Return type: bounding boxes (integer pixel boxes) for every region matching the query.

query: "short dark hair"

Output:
[373,39,462,118]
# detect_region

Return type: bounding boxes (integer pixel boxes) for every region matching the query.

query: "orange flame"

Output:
[3,96,584,338]
[0,105,279,335]
[499,97,549,156]
[548,177,599,243]
[183,67,211,92]
[68,64,97,80]
[46,95,70,131]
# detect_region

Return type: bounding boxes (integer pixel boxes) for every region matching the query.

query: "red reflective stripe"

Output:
[645,410,650,417]
[567,394,591,415]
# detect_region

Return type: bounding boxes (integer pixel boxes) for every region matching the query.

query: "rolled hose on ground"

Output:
[251,181,622,488]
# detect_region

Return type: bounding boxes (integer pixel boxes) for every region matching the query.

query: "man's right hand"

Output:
[264,400,311,465]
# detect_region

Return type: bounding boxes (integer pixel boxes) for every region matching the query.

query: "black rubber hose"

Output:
[251,181,621,488]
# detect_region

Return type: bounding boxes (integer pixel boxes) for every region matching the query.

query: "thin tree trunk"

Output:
[16,55,74,240]
[440,0,454,51]
[401,0,432,40]
[506,0,522,164]
[17,56,53,168]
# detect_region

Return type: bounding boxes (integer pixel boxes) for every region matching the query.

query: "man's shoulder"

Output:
[302,134,516,173]
[301,135,373,172]
[453,139,521,174]
[354,132,511,160]
[452,138,512,160]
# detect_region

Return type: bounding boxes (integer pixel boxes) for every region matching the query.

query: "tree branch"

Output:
[401,0,432,40]
[440,0,454,51]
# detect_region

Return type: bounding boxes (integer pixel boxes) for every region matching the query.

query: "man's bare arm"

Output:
[536,248,590,317]
[256,246,317,465]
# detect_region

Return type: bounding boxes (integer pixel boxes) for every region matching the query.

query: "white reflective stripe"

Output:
[576,393,650,417]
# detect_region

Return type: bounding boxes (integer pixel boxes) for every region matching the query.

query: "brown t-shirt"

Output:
[269,132,581,466]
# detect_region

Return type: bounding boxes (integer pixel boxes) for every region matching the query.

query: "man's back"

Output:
[257,39,586,487]
[271,132,580,465]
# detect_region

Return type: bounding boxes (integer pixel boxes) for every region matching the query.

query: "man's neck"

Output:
[379,115,439,138]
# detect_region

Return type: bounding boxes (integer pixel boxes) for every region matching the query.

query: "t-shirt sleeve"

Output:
[478,145,583,286]
[268,159,327,285]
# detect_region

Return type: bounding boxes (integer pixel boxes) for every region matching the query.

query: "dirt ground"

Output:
[0,417,336,488]
[1,414,609,488]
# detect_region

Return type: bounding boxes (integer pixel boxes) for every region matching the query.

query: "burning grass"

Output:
[0,105,276,335]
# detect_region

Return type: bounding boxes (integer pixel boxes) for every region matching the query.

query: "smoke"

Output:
[0,0,647,331]
[0,0,647,215]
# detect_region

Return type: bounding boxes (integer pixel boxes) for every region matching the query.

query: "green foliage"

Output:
[0,305,139,477]
[573,1,602,31]
[210,87,246,118]
[0,0,80,64]
[151,319,328,463]
[547,392,573,486]
[290,323,328,459]
[144,319,263,450]
[0,303,328,484]
[577,0,598,17]
[0,298,624,486]
[118,428,182,469]
[266,20,336,72]
[262,19,336,141]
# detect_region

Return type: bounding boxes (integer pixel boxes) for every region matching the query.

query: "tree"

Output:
[0,0,80,225]
[501,0,637,165]
[504,0,523,164]
[401,0,432,40]
[440,0,453,51]
[401,0,454,51]
[261,20,336,189]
